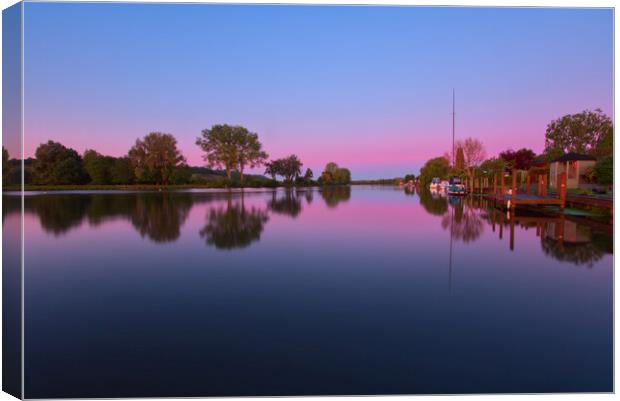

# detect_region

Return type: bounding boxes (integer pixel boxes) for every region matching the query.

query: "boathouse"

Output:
[549,152,596,190]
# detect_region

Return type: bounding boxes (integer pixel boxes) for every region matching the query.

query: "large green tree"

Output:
[196,124,268,183]
[129,132,186,185]
[333,167,351,184]
[498,148,536,171]
[264,159,282,181]
[544,109,613,157]
[83,149,116,184]
[419,156,449,187]
[267,155,303,184]
[32,141,87,184]
[235,129,268,184]
[594,155,613,185]
[479,157,506,177]
[318,162,351,185]
[3,147,11,185]
[110,157,135,184]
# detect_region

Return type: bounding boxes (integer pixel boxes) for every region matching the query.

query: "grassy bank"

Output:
[3,183,355,191]
[3,183,280,192]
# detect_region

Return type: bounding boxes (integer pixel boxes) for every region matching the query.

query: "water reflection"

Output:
[440,196,484,243]
[418,189,448,216]
[414,188,612,267]
[267,190,303,218]
[11,186,612,397]
[200,193,269,250]
[3,187,613,265]
[8,193,194,242]
[127,195,193,242]
[320,186,351,208]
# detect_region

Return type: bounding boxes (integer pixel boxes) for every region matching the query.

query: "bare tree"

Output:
[459,137,486,169]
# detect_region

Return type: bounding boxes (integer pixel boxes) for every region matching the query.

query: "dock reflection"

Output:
[415,188,612,267]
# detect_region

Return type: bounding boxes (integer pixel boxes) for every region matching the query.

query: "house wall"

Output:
[567,161,578,189]
[550,163,558,189]
[550,160,596,189]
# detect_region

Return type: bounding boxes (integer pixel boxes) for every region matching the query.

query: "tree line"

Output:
[2,124,352,187]
[419,109,613,188]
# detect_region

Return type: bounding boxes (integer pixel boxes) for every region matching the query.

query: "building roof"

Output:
[552,152,596,162]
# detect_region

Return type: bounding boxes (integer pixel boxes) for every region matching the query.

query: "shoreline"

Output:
[1,183,376,193]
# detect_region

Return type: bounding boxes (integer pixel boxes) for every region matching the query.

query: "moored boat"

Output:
[429,177,442,191]
[447,176,466,195]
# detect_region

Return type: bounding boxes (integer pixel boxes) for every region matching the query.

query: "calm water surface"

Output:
[3,186,613,397]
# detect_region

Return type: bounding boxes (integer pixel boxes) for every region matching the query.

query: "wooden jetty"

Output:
[485,171,566,209]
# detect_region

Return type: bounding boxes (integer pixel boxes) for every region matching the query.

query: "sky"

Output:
[20,3,613,179]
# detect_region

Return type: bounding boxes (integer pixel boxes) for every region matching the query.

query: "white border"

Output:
[0,1,616,401]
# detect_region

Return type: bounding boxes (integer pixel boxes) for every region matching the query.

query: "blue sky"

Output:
[22,3,613,178]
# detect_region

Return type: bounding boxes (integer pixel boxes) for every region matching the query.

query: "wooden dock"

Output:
[485,171,567,209]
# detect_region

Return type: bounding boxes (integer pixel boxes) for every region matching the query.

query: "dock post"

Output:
[526,175,531,195]
[493,174,497,196]
[500,173,505,195]
[559,173,566,209]
[499,212,504,239]
[542,175,548,197]
[509,216,515,251]
[511,171,517,208]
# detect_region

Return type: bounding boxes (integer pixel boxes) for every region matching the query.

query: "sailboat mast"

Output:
[452,88,455,168]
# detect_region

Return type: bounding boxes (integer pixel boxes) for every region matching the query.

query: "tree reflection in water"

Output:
[12,193,193,242]
[267,190,303,218]
[541,237,606,267]
[3,187,613,262]
[26,195,91,235]
[127,194,193,243]
[200,192,269,250]
[403,185,416,196]
[539,219,610,267]
[320,186,351,208]
[303,189,313,205]
[418,189,448,216]
[440,196,484,243]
